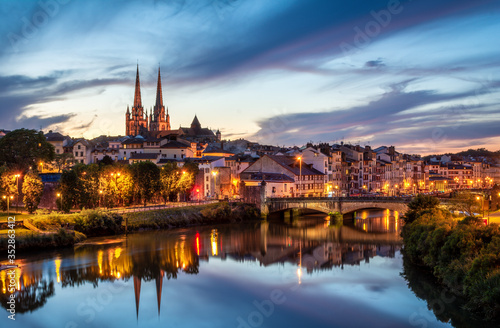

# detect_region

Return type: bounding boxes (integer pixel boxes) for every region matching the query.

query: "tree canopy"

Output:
[0,129,55,172]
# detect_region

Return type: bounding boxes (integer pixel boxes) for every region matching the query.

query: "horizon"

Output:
[1,0,499,155]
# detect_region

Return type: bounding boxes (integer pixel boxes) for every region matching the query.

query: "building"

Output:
[125,65,170,136]
[241,155,325,197]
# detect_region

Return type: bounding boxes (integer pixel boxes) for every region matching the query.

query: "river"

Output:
[0,209,491,328]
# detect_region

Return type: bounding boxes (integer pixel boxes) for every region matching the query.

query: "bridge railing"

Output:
[267,196,412,202]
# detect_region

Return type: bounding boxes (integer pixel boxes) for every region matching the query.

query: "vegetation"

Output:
[57,161,199,211]
[22,172,44,213]
[30,209,123,237]
[0,228,86,251]
[0,129,55,172]
[450,191,483,216]
[402,196,500,320]
[123,202,259,231]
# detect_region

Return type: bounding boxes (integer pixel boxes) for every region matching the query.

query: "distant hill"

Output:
[423,148,500,163]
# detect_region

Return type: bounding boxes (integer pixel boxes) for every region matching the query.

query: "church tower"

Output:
[149,67,170,133]
[126,65,149,136]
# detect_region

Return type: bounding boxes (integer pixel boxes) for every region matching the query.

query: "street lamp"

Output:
[212,171,218,199]
[476,195,486,223]
[14,174,20,213]
[296,156,302,197]
[39,162,43,173]
[57,193,63,212]
[110,172,122,207]
[3,195,14,216]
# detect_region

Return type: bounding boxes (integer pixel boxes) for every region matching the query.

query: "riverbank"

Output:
[0,202,260,251]
[402,198,500,321]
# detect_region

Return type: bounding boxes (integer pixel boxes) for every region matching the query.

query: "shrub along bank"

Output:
[402,195,500,321]
[0,203,260,251]
[123,202,260,231]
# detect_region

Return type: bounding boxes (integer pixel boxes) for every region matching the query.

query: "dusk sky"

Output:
[0,0,499,154]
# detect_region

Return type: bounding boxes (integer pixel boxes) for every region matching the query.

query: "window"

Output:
[206,176,209,181]
[56,149,59,154]
[272,187,276,193]
[77,145,81,150]
[174,154,177,159]
[80,152,84,157]
[284,184,287,192]
[206,184,209,190]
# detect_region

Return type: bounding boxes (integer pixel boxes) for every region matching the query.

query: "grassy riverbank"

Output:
[402,195,500,321]
[0,202,260,251]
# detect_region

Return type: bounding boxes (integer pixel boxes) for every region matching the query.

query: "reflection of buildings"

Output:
[1,214,402,318]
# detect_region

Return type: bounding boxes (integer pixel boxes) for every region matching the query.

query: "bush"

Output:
[402,207,500,320]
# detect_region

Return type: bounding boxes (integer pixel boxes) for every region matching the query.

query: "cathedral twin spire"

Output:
[126,64,170,136]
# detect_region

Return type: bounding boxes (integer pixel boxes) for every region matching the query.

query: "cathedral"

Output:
[125,65,170,136]
[125,65,221,142]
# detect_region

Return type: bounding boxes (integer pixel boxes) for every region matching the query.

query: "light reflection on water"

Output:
[0,210,481,328]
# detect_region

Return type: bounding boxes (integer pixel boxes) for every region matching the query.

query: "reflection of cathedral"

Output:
[1,219,401,320]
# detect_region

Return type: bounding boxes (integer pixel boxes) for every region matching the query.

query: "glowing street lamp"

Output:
[211,171,218,198]
[296,156,302,197]
[56,193,63,212]
[14,174,20,213]
[3,195,14,216]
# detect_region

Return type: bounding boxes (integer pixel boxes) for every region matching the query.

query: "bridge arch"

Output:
[340,202,408,215]
[264,197,410,216]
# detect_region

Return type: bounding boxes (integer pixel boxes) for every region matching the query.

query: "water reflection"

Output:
[1,210,484,327]
[1,214,402,317]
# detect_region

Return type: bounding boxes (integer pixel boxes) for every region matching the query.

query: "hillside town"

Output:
[1,65,499,207]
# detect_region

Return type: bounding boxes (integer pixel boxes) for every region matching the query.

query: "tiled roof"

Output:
[160,140,190,149]
[240,172,295,183]
[265,155,325,176]
[129,153,159,160]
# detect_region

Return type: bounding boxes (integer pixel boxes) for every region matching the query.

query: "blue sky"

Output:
[0,0,499,154]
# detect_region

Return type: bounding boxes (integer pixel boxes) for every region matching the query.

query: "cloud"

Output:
[251,79,500,151]
[365,59,385,68]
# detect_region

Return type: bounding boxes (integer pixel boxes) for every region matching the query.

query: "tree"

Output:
[99,155,114,166]
[22,172,44,213]
[0,129,55,172]
[54,153,74,173]
[160,162,180,202]
[450,191,482,217]
[403,194,441,224]
[131,161,160,206]
[58,169,79,213]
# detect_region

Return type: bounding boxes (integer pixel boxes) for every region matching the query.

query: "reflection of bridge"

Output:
[264,197,411,216]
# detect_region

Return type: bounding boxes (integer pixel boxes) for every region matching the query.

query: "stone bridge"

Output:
[263,196,412,216]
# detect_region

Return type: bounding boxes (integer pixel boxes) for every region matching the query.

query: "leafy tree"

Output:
[450,191,482,217]
[22,172,44,213]
[58,169,79,212]
[99,164,134,207]
[131,161,160,206]
[53,153,74,172]
[0,129,55,171]
[179,161,199,199]
[403,194,441,223]
[160,162,180,202]
[99,155,114,166]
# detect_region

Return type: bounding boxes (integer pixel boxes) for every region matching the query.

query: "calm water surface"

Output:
[0,210,489,328]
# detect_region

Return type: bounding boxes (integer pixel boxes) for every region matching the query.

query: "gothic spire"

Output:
[134,64,142,108]
[155,67,163,109]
